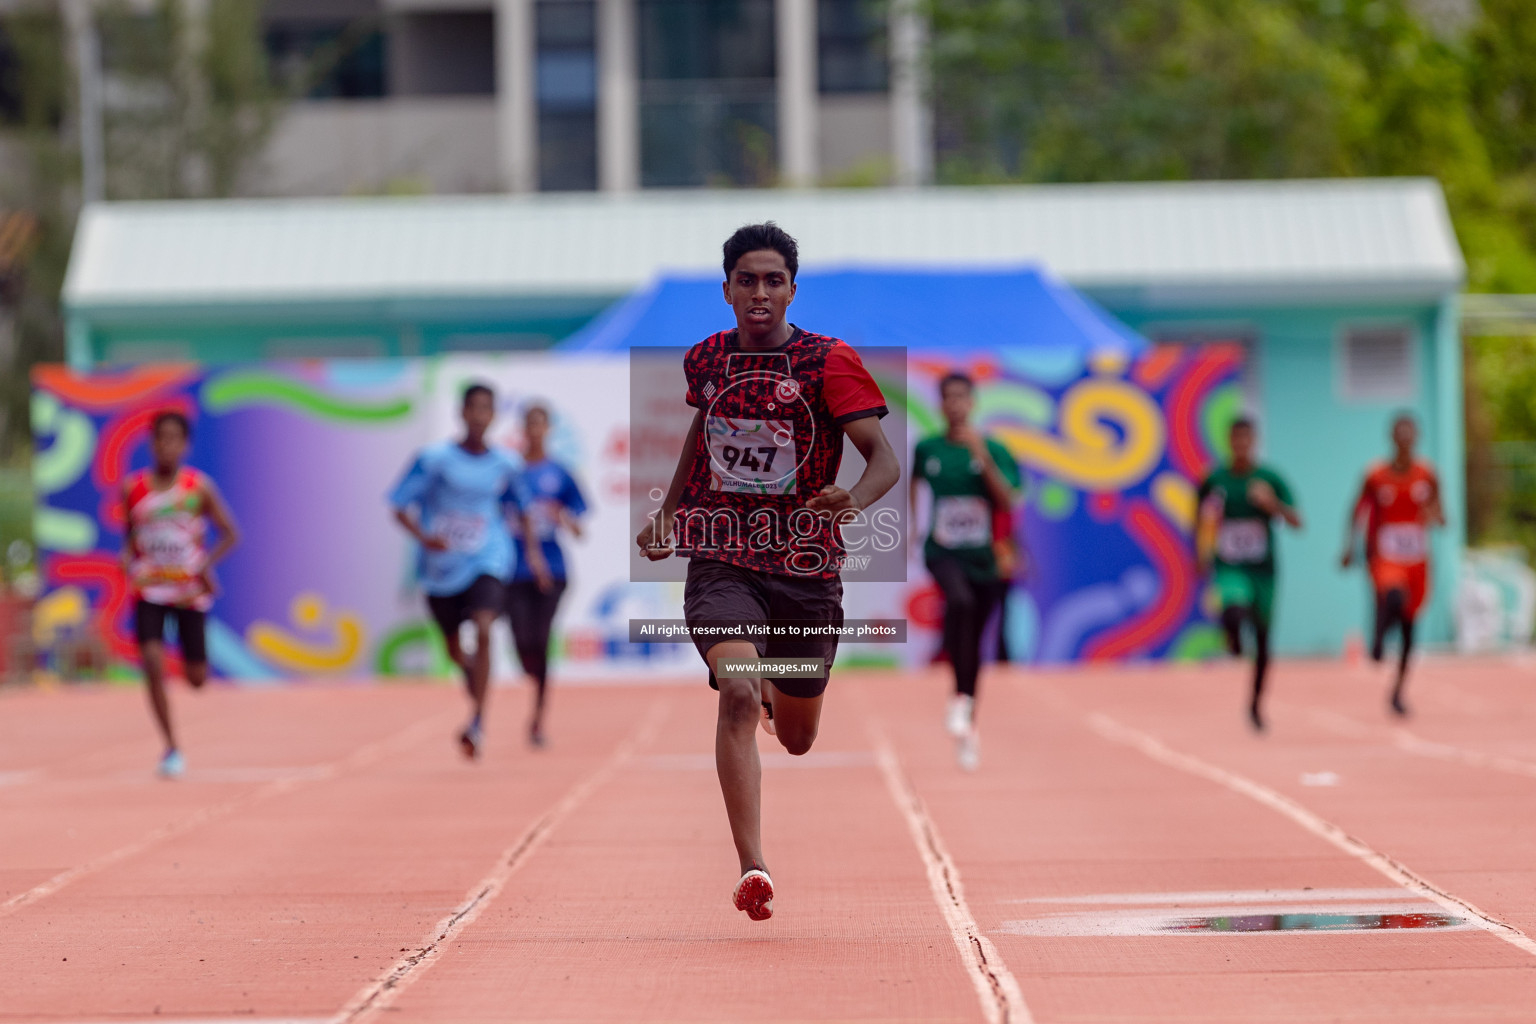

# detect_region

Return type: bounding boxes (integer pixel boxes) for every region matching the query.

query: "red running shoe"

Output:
[733,868,774,921]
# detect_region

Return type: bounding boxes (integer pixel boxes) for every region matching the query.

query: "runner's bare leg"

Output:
[141,638,176,751]
[710,641,767,874]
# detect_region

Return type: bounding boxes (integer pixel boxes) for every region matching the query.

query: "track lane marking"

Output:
[868,725,1032,1024]
[330,697,672,1024]
[0,711,458,920]
[1310,707,1536,780]
[1085,711,1536,959]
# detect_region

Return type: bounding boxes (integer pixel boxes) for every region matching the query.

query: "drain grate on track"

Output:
[999,888,1472,936]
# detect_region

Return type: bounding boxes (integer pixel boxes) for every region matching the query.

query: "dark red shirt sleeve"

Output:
[823,342,888,425]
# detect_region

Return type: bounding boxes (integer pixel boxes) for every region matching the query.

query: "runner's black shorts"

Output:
[682,557,843,699]
[134,600,208,665]
[426,574,505,637]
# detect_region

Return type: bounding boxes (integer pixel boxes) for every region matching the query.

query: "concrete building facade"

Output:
[257,0,927,196]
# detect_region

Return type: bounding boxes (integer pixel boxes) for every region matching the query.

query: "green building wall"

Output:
[1103,298,1464,657]
[66,288,1464,659]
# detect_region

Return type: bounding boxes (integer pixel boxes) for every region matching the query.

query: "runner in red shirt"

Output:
[636,223,900,922]
[1340,413,1444,716]
[122,411,241,778]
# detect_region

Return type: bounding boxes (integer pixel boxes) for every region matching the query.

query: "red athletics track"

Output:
[3,658,1536,1023]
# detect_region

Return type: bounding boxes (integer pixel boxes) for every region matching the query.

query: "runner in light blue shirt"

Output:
[389,383,547,760]
[506,404,588,747]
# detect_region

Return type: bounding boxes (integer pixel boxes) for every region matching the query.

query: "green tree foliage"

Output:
[98,0,277,200]
[928,0,1536,292]
[0,7,71,461]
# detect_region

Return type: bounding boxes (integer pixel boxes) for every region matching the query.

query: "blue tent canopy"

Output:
[557,266,1148,354]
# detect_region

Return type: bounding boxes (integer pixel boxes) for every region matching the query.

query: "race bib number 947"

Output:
[707,416,797,495]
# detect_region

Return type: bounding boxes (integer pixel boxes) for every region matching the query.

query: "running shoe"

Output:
[733,868,774,921]
[1248,700,1266,733]
[459,723,483,760]
[157,749,185,779]
[529,720,546,748]
[760,700,776,737]
[956,728,979,772]
[1390,691,1410,717]
[946,694,974,738]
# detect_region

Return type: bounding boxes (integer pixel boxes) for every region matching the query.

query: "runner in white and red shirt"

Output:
[122,411,241,779]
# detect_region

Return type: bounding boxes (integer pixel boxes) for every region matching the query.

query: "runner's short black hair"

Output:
[1230,415,1256,432]
[524,403,550,422]
[152,410,190,439]
[723,222,799,281]
[462,383,495,407]
[1392,410,1418,428]
[939,372,974,395]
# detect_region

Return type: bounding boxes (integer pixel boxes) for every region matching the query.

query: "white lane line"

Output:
[330,698,672,1024]
[8,1019,330,1024]
[1087,712,1536,959]
[641,750,875,771]
[0,712,457,920]
[869,728,1031,1024]
[1310,708,1536,780]
[1008,887,1410,905]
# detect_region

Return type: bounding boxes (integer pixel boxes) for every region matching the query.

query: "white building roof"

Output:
[64,178,1464,311]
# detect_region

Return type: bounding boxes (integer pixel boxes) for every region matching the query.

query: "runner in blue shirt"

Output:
[389,383,548,759]
[507,404,588,748]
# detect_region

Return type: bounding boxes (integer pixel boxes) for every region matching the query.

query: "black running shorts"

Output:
[426,574,505,637]
[134,600,209,665]
[682,557,843,699]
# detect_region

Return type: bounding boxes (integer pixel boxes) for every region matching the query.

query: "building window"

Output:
[391,12,495,97]
[638,0,777,187]
[1338,325,1415,402]
[818,0,887,94]
[538,0,597,191]
[266,20,388,100]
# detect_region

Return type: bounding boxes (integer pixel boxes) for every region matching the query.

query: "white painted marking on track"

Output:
[1001,902,1472,937]
[0,712,458,920]
[1310,707,1536,780]
[0,769,41,786]
[869,729,1032,1024]
[330,698,672,1024]
[1008,888,1410,905]
[1086,712,1536,959]
[1299,770,1341,786]
[13,1019,330,1024]
[641,750,875,771]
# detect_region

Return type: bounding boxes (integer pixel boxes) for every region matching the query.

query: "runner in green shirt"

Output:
[911,372,1023,770]
[1196,416,1302,732]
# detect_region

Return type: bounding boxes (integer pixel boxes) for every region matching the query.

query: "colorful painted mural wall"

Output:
[31,345,1240,680]
[877,344,1244,666]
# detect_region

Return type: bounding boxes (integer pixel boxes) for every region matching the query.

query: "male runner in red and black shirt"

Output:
[636,223,900,922]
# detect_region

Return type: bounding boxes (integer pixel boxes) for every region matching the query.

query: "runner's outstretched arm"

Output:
[201,479,241,569]
[120,485,135,573]
[198,479,242,595]
[637,410,702,558]
[521,510,554,590]
[1340,482,1369,568]
[393,508,449,551]
[805,415,900,515]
